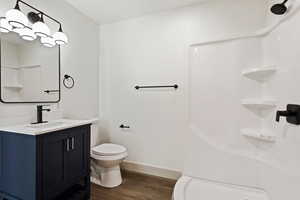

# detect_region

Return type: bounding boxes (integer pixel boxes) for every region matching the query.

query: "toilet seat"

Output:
[173,176,270,200]
[92,143,127,156]
[91,151,128,161]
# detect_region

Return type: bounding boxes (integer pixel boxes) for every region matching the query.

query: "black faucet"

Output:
[276,104,300,125]
[33,105,51,124]
[276,110,295,122]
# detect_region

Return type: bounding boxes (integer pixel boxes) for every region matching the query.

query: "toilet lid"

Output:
[92,143,127,156]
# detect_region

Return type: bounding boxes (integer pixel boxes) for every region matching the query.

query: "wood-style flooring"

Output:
[91,170,177,200]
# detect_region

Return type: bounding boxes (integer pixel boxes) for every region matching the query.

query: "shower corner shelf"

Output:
[241,128,276,142]
[242,99,277,109]
[4,84,24,89]
[3,64,41,69]
[242,66,276,82]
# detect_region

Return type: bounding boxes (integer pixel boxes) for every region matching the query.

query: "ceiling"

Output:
[65,0,207,24]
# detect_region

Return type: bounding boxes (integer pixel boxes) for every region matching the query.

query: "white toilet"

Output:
[91,143,128,188]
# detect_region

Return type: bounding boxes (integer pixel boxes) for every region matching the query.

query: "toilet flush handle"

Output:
[120,124,130,129]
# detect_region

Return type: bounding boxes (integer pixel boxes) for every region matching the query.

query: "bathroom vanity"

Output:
[0,119,95,200]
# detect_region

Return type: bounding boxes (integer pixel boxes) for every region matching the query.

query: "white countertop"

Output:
[0,118,98,136]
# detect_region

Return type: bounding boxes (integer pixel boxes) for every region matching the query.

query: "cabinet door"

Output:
[65,126,90,185]
[41,131,68,200]
[0,133,36,200]
[0,134,2,186]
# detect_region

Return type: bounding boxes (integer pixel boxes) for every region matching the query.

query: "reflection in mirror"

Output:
[0,31,60,103]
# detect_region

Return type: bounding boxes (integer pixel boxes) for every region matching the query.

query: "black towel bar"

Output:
[135,84,178,90]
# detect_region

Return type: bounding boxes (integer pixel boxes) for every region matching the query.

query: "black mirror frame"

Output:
[0,39,61,104]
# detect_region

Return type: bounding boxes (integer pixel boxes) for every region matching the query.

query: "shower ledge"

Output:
[242,66,276,82]
[4,84,24,89]
[241,128,276,143]
[242,99,277,109]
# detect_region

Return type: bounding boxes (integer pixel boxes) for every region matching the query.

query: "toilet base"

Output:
[92,165,123,188]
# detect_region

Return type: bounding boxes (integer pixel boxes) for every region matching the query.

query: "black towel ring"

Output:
[63,74,75,89]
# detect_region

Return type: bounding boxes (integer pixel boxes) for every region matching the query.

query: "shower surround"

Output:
[188,1,300,199]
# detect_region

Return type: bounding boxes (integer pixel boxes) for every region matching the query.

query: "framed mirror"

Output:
[0,31,60,103]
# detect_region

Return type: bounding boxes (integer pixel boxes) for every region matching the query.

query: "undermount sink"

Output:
[26,121,66,129]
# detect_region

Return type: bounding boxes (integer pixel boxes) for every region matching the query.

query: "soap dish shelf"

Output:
[241,129,276,142]
[4,84,24,89]
[242,66,276,82]
[242,99,277,110]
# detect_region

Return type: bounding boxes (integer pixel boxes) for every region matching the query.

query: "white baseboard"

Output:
[121,160,182,180]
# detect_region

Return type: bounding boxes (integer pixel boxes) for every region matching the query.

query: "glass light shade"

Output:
[0,18,13,33]
[53,31,68,45]
[41,36,56,48]
[5,8,28,28]
[32,21,50,38]
[18,26,37,41]
[12,27,22,34]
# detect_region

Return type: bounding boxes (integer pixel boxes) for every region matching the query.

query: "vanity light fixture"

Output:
[32,14,50,38]
[12,27,23,34]
[53,25,68,45]
[41,36,56,48]
[5,0,28,28]
[18,26,37,41]
[0,17,13,33]
[1,0,68,47]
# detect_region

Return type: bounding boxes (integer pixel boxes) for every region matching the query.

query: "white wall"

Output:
[99,0,267,172]
[0,0,99,125]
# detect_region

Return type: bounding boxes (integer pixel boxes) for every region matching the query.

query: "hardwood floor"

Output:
[91,170,177,200]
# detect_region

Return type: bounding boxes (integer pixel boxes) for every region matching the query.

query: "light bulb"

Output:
[41,36,56,48]
[0,17,13,33]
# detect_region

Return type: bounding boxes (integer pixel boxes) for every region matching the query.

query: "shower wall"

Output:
[187,1,300,199]
[189,38,263,152]
[188,37,264,187]
[260,3,300,199]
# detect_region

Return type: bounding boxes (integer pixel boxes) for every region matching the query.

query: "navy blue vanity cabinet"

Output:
[41,129,69,200]
[0,125,91,200]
